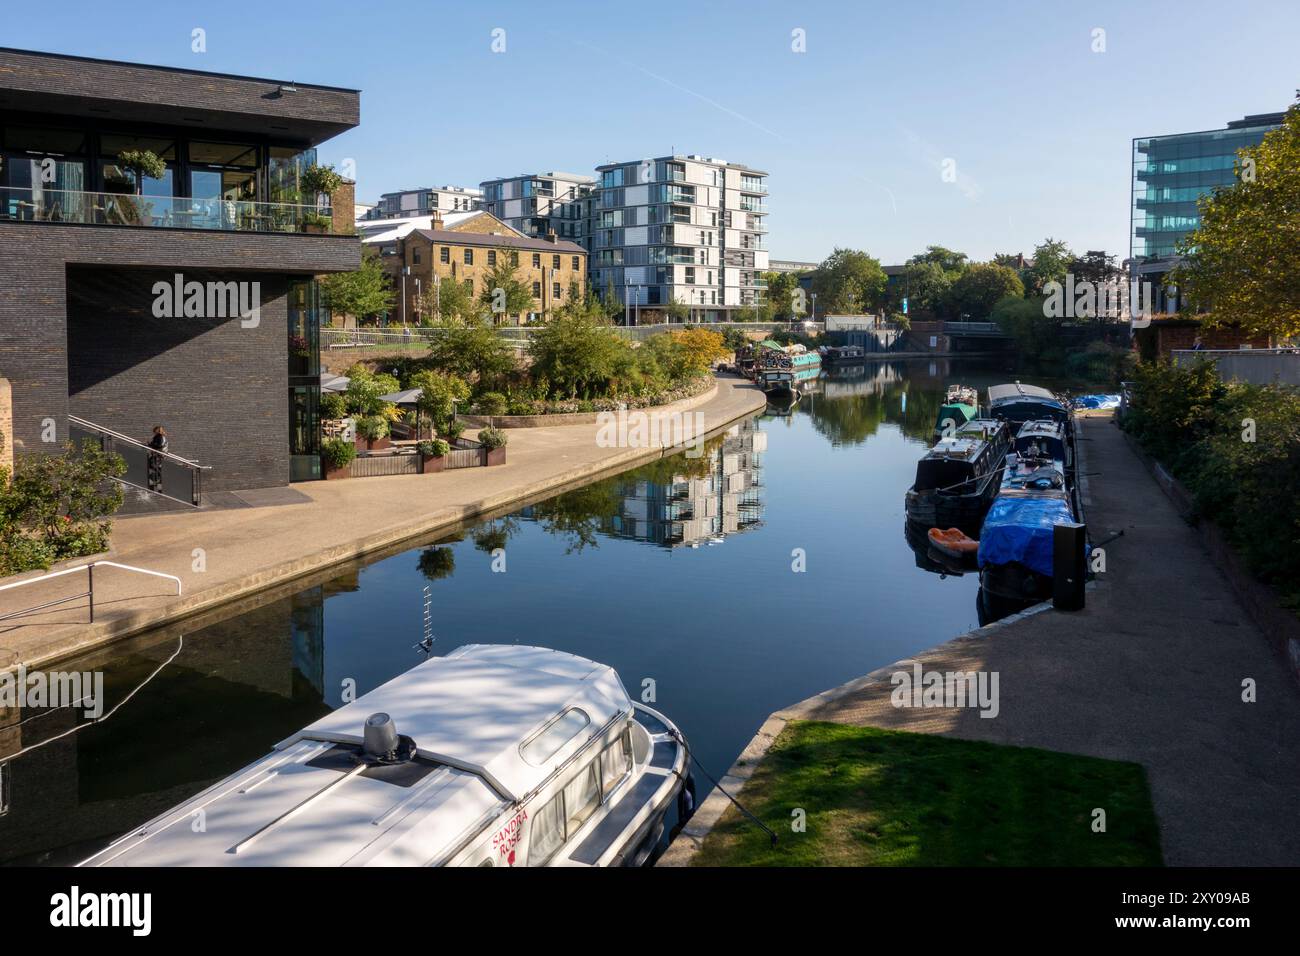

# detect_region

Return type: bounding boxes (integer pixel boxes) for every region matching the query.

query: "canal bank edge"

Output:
[1,375,766,674]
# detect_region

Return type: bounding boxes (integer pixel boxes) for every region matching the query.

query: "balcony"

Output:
[0,186,333,234]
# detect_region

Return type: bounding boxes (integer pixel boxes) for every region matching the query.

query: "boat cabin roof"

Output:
[928,435,986,460]
[1015,419,1065,441]
[80,645,633,868]
[958,418,1004,439]
[988,382,1058,404]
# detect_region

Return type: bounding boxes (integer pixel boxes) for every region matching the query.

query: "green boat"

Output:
[933,384,979,437]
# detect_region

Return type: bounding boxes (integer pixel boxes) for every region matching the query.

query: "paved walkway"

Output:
[0,376,767,670]
[665,414,1300,867]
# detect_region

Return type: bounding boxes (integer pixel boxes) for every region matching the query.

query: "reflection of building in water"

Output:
[610,419,766,548]
[0,584,331,865]
[820,362,906,399]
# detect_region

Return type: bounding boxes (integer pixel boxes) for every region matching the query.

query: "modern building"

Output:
[362,184,482,220]
[478,172,596,245]
[364,210,587,326]
[590,155,769,322]
[0,48,360,496]
[1130,111,1285,311]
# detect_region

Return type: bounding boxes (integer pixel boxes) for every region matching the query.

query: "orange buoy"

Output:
[928,527,979,559]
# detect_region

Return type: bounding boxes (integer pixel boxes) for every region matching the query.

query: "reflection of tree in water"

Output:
[530,480,624,554]
[472,516,520,553]
[803,381,947,445]
[417,546,456,581]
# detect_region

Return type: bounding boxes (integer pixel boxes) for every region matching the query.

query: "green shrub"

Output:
[417,439,451,457]
[319,392,348,419]
[321,438,357,469]
[476,391,508,416]
[354,415,390,441]
[478,426,508,450]
[443,419,466,441]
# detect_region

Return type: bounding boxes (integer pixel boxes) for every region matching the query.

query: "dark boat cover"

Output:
[977,495,1075,576]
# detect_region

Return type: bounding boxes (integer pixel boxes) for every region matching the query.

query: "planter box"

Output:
[421,454,445,474]
[355,435,391,452]
[486,447,506,467]
[324,465,350,480]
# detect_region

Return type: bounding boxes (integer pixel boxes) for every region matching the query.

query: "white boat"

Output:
[79,644,694,867]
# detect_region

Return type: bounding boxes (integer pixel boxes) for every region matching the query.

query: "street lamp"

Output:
[400,265,411,331]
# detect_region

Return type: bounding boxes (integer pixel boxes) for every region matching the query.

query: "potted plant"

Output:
[418,438,451,473]
[301,163,345,199]
[111,148,166,225]
[301,210,333,234]
[354,415,391,451]
[478,426,508,466]
[321,438,356,479]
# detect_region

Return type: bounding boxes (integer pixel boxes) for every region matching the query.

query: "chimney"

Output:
[545,229,558,243]
[430,210,444,229]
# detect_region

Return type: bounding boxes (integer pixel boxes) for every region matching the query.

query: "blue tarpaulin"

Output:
[1073,394,1121,409]
[978,495,1075,577]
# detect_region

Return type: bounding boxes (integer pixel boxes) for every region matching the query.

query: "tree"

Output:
[899,260,956,318]
[527,310,629,399]
[1174,102,1300,338]
[665,296,691,323]
[947,262,1025,319]
[1026,238,1074,295]
[907,245,969,273]
[320,251,395,323]
[408,369,472,433]
[343,365,400,416]
[426,318,516,390]
[811,248,887,314]
[764,271,804,318]
[428,274,483,324]
[478,250,534,322]
[668,327,729,375]
[1069,250,1126,322]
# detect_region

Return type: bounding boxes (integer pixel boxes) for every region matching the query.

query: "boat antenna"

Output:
[414,585,435,655]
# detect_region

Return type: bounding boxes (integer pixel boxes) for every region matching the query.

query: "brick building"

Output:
[0,48,361,493]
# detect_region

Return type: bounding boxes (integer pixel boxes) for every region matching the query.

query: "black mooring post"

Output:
[1053,522,1087,611]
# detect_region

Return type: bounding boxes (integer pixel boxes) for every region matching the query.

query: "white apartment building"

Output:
[590,155,768,321]
[363,184,483,220]
[478,171,596,244]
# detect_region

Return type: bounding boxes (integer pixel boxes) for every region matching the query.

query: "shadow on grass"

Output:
[693,721,1163,867]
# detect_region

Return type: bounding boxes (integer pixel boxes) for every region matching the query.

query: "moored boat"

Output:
[905,418,1010,529]
[79,644,693,868]
[987,382,1070,429]
[819,344,867,365]
[934,384,980,436]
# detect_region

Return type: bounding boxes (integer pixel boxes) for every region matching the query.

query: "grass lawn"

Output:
[692,721,1163,866]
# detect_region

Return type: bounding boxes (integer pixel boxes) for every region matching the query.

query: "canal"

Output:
[1,356,1066,865]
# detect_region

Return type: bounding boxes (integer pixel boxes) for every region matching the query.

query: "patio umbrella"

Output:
[379,388,426,440]
[321,373,350,393]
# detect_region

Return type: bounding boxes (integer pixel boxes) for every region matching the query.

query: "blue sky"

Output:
[6,0,1297,264]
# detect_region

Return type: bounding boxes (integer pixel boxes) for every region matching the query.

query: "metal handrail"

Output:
[0,560,183,624]
[68,415,207,468]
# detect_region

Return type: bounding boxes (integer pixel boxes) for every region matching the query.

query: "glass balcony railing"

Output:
[0,187,333,234]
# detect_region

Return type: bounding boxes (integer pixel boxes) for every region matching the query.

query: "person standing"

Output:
[1191,336,1205,352]
[146,426,168,492]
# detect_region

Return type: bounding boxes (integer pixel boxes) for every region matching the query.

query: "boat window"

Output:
[600,732,632,800]
[520,708,590,766]
[564,761,600,833]
[529,790,566,865]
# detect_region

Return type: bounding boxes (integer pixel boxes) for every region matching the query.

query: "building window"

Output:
[572,255,580,271]
[532,281,541,297]
[685,267,695,284]
[464,249,474,265]
[440,247,449,264]
[412,249,421,265]
[532,253,541,268]
[488,250,497,266]
[552,254,561,269]
[553,282,561,300]
[510,251,519,266]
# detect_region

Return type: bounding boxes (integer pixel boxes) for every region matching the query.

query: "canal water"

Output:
[1,357,1067,865]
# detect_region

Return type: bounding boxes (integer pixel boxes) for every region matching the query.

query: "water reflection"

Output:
[2,359,1019,866]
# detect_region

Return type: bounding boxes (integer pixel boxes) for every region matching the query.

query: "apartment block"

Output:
[363,184,482,220]
[590,155,768,322]
[478,171,596,245]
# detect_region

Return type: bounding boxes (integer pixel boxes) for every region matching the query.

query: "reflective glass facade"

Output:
[1131,114,1283,261]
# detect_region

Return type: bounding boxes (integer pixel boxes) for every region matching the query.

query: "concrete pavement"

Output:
[0,375,767,671]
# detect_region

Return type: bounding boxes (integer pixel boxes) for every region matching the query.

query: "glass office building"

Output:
[1131,112,1284,262]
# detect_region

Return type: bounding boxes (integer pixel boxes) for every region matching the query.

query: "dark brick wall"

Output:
[0,221,359,490]
[67,267,290,491]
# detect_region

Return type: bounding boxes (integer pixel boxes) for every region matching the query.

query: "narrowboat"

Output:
[820,344,867,365]
[904,418,1010,529]
[80,644,694,868]
[979,418,1085,607]
[987,382,1070,428]
[934,384,980,436]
